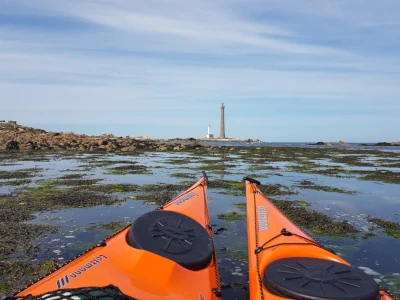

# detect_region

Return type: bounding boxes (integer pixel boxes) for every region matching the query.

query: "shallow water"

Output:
[1,149,399,298]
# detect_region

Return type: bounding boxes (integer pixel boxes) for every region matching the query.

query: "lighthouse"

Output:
[220,103,226,138]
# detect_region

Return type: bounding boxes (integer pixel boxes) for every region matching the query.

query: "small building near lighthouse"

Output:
[205,124,214,139]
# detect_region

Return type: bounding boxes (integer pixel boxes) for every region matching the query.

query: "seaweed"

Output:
[87,220,130,232]
[106,164,151,175]
[0,170,37,180]
[58,173,86,179]
[297,180,357,194]
[217,211,246,222]
[0,179,31,186]
[359,171,400,184]
[259,183,298,196]
[368,217,400,238]
[271,199,358,235]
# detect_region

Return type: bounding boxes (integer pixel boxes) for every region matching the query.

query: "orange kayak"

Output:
[15,174,221,299]
[244,177,394,300]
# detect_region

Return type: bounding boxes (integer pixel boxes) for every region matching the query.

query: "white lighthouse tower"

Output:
[206,124,214,139]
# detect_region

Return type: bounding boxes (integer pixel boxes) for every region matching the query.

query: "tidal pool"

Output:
[0,147,399,298]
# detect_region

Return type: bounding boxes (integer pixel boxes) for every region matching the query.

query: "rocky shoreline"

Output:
[1,121,399,151]
[0,121,205,152]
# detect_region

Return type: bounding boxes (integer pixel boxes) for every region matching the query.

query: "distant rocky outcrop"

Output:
[339,140,348,146]
[0,122,203,152]
[374,142,400,146]
[310,142,334,146]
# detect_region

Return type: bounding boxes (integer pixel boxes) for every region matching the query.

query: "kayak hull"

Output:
[245,178,394,300]
[16,177,220,300]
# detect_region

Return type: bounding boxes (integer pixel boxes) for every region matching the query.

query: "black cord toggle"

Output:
[255,247,263,254]
[281,228,293,236]
[212,288,222,297]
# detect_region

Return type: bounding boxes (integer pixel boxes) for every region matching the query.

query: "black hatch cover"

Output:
[127,210,213,271]
[263,257,379,300]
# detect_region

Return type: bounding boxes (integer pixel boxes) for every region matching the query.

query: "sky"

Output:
[0,0,399,142]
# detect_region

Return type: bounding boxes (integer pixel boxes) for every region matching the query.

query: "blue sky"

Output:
[0,0,399,142]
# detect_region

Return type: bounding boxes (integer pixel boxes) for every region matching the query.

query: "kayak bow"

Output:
[244,177,394,300]
[15,175,221,300]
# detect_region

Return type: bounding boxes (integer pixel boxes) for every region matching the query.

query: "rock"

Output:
[98,139,107,146]
[375,142,392,146]
[391,141,400,146]
[136,136,150,140]
[158,145,168,151]
[6,140,19,150]
[310,142,333,146]
[173,146,181,151]
[128,146,136,152]
[339,140,348,146]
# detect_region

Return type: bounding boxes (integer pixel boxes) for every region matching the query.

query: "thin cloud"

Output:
[0,0,399,141]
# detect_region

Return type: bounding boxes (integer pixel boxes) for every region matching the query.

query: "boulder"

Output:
[6,140,19,150]
[391,141,400,146]
[339,140,348,146]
